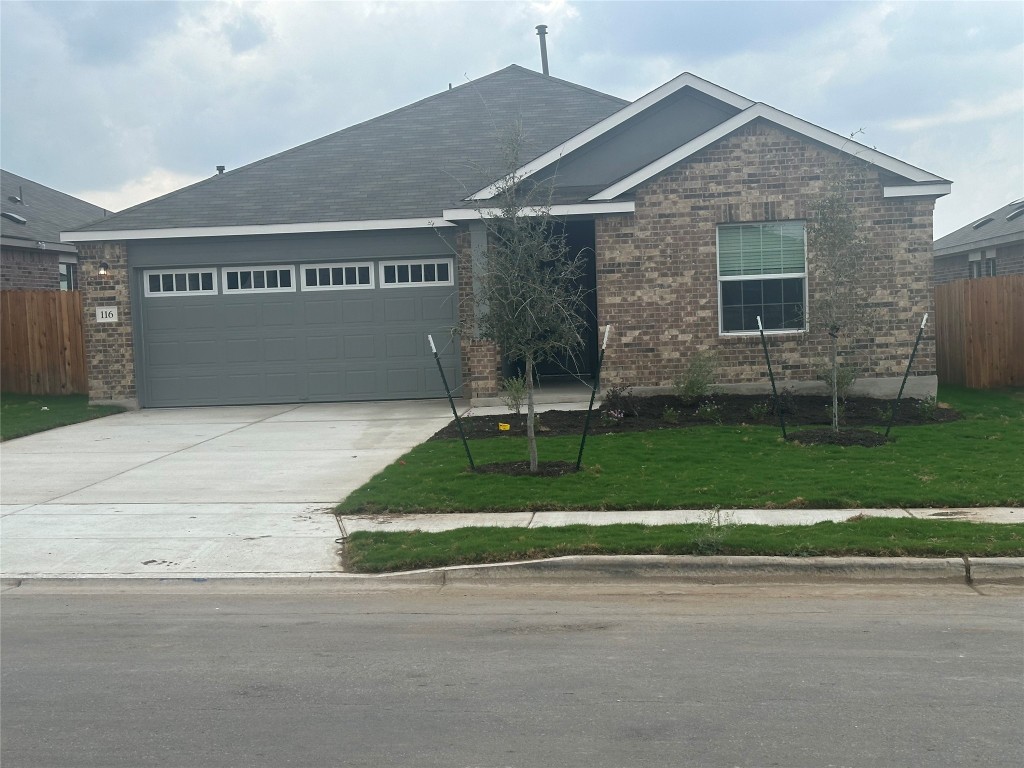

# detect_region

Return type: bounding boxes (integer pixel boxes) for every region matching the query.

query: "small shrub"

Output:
[693,507,734,555]
[662,406,680,424]
[816,363,858,401]
[914,395,939,420]
[674,350,719,404]
[748,399,774,421]
[695,397,722,424]
[603,384,639,418]
[500,375,528,415]
[600,408,625,427]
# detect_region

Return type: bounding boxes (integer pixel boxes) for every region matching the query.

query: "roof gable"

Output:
[467,73,949,205]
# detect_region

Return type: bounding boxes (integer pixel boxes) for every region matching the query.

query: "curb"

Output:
[3,556,1021,590]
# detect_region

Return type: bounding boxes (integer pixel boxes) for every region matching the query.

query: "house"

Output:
[1,170,110,291]
[933,199,1024,284]
[61,65,949,409]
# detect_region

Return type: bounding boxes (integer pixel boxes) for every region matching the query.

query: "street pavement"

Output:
[2,582,1021,768]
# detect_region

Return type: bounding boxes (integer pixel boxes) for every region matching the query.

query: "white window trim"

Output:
[300,262,375,291]
[143,268,218,297]
[378,258,454,288]
[221,265,296,293]
[716,223,808,336]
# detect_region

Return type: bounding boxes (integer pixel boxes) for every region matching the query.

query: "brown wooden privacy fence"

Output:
[0,290,87,395]
[935,275,1024,389]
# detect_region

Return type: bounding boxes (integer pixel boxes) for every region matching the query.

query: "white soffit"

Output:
[590,103,951,201]
[61,217,456,243]
[443,201,635,220]
[883,183,952,198]
[466,72,754,201]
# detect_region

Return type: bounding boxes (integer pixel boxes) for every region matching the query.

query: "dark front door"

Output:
[506,219,598,383]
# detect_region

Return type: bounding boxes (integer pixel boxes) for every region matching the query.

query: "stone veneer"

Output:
[77,241,137,405]
[460,121,937,398]
[456,229,503,400]
[1,248,60,290]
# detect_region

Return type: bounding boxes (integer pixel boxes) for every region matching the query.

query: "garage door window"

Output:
[301,262,374,291]
[144,270,217,296]
[380,259,453,287]
[223,266,295,293]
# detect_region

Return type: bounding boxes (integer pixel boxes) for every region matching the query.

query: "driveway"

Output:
[0,400,459,578]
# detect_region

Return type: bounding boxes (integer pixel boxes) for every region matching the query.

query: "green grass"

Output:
[0,393,125,441]
[338,387,1024,513]
[344,518,1024,573]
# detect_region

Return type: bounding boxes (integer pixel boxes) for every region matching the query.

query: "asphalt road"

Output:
[1,581,1021,768]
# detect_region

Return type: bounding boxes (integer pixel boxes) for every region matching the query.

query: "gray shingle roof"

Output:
[73,66,628,233]
[934,199,1024,256]
[1,170,110,245]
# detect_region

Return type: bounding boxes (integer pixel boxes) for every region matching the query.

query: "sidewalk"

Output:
[339,507,1021,534]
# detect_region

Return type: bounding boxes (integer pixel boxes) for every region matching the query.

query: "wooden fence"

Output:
[935,275,1024,389]
[0,290,87,395]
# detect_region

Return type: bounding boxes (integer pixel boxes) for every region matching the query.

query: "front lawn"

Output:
[338,387,1024,513]
[0,393,125,441]
[344,518,1024,573]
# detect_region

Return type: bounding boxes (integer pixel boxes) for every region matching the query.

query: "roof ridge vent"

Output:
[1006,206,1024,222]
[972,217,994,229]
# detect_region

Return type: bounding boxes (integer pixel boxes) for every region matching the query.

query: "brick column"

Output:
[456,225,502,400]
[78,240,137,406]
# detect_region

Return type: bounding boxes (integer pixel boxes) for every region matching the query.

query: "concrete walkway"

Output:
[339,507,1022,534]
[1,400,459,578]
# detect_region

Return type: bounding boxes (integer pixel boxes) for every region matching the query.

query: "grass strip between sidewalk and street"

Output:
[337,387,1024,513]
[0,393,125,441]
[343,518,1024,573]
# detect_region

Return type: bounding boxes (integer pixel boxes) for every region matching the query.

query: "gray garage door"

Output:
[137,259,460,407]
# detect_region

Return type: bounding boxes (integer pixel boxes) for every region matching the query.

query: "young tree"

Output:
[807,173,872,432]
[472,126,590,472]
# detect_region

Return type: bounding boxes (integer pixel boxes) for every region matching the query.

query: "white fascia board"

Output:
[883,183,951,198]
[466,73,755,202]
[60,217,456,243]
[590,104,950,201]
[443,201,635,220]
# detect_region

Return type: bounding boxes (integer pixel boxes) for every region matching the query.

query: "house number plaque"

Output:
[96,307,118,323]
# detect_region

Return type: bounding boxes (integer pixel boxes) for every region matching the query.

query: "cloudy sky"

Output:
[1,0,1021,237]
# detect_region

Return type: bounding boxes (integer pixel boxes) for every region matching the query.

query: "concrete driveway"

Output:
[1,400,459,578]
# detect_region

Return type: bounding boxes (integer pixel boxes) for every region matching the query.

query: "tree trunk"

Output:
[831,341,839,433]
[525,357,538,473]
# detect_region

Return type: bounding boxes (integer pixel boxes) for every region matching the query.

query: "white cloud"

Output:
[888,89,1024,132]
[74,168,207,213]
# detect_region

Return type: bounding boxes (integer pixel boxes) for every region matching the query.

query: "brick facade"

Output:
[456,229,503,400]
[1,247,60,290]
[935,243,1024,285]
[77,241,136,404]
[460,121,937,398]
[591,120,936,393]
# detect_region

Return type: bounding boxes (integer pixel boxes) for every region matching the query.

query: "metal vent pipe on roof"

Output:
[216,165,225,174]
[536,24,549,75]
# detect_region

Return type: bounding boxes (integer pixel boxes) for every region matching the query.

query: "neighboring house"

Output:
[1,170,111,291]
[62,65,950,408]
[933,199,1024,284]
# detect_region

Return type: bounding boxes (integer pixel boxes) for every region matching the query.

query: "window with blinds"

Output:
[718,222,806,333]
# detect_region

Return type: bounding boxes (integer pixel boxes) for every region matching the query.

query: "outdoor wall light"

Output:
[97,261,110,276]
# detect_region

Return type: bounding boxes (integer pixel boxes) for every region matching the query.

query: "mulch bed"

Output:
[473,460,579,477]
[431,392,960,447]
